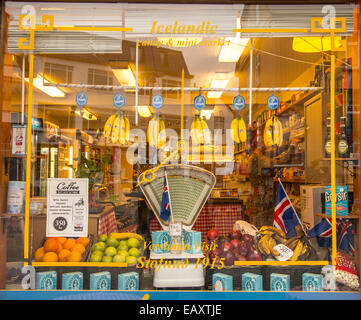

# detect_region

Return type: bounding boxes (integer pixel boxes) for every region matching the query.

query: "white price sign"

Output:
[273,244,294,261]
[169,222,182,236]
[46,178,88,237]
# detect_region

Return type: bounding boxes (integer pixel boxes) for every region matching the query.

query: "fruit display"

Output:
[256,226,314,261]
[103,112,131,145]
[89,232,143,265]
[230,115,247,144]
[147,113,166,149]
[263,115,283,147]
[207,229,261,266]
[34,237,91,262]
[190,114,211,146]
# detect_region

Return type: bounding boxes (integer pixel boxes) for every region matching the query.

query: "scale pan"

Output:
[138,164,216,230]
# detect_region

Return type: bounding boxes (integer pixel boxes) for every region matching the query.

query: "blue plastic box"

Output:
[242,272,263,291]
[118,272,139,290]
[212,273,233,291]
[36,271,57,290]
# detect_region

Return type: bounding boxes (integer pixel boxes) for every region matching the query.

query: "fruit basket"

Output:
[32,235,94,289]
[86,232,145,290]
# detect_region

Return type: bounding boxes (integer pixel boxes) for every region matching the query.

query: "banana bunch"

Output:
[108,232,143,241]
[263,115,283,147]
[257,226,287,259]
[190,114,211,146]
[230,115,247,144]
[147,114,166,149]
[257,226,313,261]
[103,112,130,145]
[286,236,313,261]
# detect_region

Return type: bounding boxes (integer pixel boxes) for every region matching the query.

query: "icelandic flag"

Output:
[160,175,171,222]
[337,219,355,255]
[273,182,301,237]
[308,218,333,247]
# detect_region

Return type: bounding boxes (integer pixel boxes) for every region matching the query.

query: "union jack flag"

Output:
[160,174,171,222]
[273,182,301,237]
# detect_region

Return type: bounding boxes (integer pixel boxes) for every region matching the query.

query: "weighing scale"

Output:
[138,164,216,289]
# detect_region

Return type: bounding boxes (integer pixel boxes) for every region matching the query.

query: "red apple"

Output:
[242,234,254,244]
[224,251,235,266]
[230,230,242,240]
[247,249,262,261]
[221,241,234,252]
[207,229,219,240]
[230,239,241,250]
[234,253,247,261]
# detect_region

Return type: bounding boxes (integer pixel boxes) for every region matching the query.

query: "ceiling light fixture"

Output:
[137,105,152,118]
[25,74,65,98]
[207,73,230,99]
[218,37,250,62]
[74,108,98,121]
[292,36,342,53]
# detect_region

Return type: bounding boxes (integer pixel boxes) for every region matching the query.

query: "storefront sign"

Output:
[151,94,164,109]
[267,94,279,111]
[193,94,206,111]
[233,95,246,111]
[76,91,88,108]
[10,124,27,156]
[46,178,88,237]
[113,92,125,108]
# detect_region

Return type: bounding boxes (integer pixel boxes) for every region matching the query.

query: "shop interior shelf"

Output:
[315,213,360,219]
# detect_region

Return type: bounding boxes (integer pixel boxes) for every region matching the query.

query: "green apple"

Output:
[117,249,129,258]
[126,255,137,265]
[92,242,106,252]
[98,234,108,243]
[127,237,140,248]
[112,254,126,263]
[128,247,140,258]
[117,240,128,251]
[90,253,102,262]
[92,250,104,257]
[102,255,113,263]
[105,246,117,257]
[106,237,119,248]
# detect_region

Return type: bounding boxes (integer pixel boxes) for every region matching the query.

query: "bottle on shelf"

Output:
[324,117,331,158]
[337,116,349,158]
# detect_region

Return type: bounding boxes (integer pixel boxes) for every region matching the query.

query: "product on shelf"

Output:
[230,115,247,144]
[302,273,323,291]
[190,114,211,146]
[242,272,263,291]
[90,271,111,290]
[147,113,166,149]
[208,228,261,265]
[62,272,83,290]
[263,115,283,147]
[89,232,143,265]
[212,273,233,291]
[335,252,360,289]
[118,272,139,290]
[103,112,131,145]
[36,271,57,290]
[34,236,91,262]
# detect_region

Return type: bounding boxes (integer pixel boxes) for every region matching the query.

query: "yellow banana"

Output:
[148,115,159,148]
[266,236,280,257]
[230,117,241,144]
[111,114,121,144]
[191,115,201,146]
[124,115,130,142]
[118,115,126,145]
[257,236,271,256]
[238,117,247,143]
[108,232,143,241]
[200,118,212,145]
[158,118,166,149]
[290,240,304,261]
[258,226,286,238]
[103,113,117,140]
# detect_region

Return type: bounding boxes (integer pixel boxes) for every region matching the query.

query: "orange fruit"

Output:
[34,247,45,262]
[43,251,59,262]
[72,243,85,255]
[56,243,63,255]
[56,237,67,245]
[66,250,82,262]
[58,249,71,262]
[76,237,90,248]
[63,239,76,251]
[44,238,59,252]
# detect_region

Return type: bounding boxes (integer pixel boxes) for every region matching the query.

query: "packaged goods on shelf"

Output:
[36,271,57,290]
[270,273,290,291]
[242,273,263,291]
[118,272,139,290]
[90,271,111,290]
[62,272,83,290]
[212,273,233,291]
[302,273,323,291]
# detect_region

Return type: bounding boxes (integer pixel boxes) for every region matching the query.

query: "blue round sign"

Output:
[151,94,164,109]
[267,94,279,111]
[233,95,246,111]
[193,94,206,111]
[113,93,125,108]
[76,91,88,108]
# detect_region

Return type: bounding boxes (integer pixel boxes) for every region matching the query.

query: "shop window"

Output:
[87,68,114,86]
[43,62,73,84]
